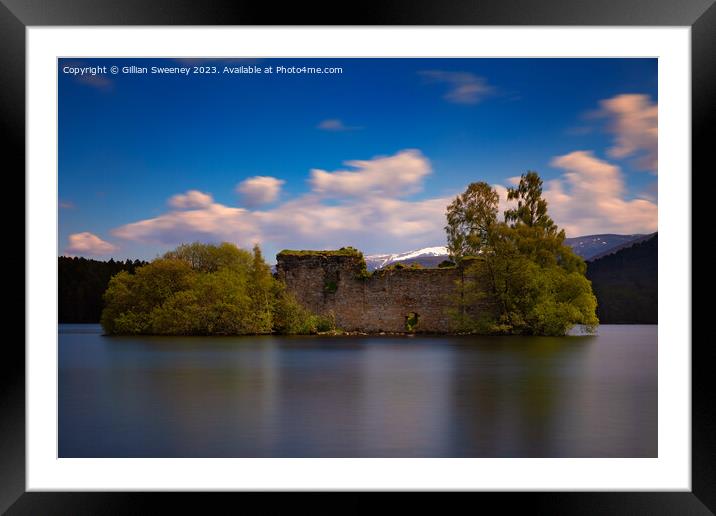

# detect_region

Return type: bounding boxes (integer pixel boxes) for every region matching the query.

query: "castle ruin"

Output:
[276,249,467,333]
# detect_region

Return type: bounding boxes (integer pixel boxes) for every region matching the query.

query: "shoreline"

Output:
[58,325,656,339]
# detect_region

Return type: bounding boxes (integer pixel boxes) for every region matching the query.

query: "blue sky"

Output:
[59,58,658,262]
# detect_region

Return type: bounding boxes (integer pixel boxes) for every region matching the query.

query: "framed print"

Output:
[4,0,712,512]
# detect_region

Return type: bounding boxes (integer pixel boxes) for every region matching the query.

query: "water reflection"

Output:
[447,336,593,457]
[59,326,656,457]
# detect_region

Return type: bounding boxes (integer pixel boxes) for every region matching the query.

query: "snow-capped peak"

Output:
[398,246,449,259]
[365,246,449,270]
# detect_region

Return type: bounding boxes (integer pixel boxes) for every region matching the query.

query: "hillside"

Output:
[564,233,647,261]
[586,233,655,262]
[586,233,657,324]
[59,256,147,323]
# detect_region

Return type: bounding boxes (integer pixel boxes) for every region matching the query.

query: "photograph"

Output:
[57,56,659,459]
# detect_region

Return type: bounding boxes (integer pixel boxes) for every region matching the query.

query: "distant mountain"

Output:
[364,247,449,271]
[564,234,647,261]
[586,233,657,324]
[363,233,650,271]
[586,233,656,261]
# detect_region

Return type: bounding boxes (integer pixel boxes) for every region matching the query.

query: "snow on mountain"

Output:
[364,246,449,271]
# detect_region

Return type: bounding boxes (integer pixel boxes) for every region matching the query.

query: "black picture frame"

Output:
[4,0,710,513]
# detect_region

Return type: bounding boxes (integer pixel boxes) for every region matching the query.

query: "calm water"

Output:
[59,325,657,457]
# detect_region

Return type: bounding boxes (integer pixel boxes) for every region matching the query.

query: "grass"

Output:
[277,246,364,258]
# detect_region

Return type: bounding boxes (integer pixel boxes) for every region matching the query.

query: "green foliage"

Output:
[324,280,338,293]
[101,242,334,336]
[438,259,456,268]
[482,258,597,336]
[356,267,372,280]
[148,269,257,335]
[164,241,254,273]
[370,262,425,278]
[504,171,557,232]
[405,312,419,332]
[59,256,148,323]
[272,283,337,334]
[355,257,372,280]
[445,181,499,261]
[445,172,599,336]
[277,247,363,258]
[271,282,309,334]
[383,262,423,271]
[314,312,337,333]
[248,244,275,332]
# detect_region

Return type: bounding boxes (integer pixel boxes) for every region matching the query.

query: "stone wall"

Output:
[276,251,465,333]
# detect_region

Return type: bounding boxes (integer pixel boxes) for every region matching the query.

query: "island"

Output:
[96,172,599,337]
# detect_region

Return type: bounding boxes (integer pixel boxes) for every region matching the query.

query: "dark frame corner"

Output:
[5,0,711,513]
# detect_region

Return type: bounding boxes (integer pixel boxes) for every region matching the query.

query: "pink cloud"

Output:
[316,119,361,131]
[419,70,495,104]
[310,149,431,198]
[599,94,658,173]
[65,232,118,256]
[542,150,657,236]
[168,190,214,209]
[236,176,284,207]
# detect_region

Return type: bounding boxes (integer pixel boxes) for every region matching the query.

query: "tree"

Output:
[446,172,598,336]
[59,256,148,323]
[445,181,499,262]
[505,171,557,233]
[101,259,194,334]
[163,241,253,273]
[248,244,274,333]
[101,242,331,336]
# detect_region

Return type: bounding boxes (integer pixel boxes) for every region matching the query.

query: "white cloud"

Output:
[110,147,658,259]
[310,149,431,198]
[317,119,361,131]
[541,150,657,236]
[112,150,446,255]
[258,194,451,251]
[65,232,118,256]
[113,193,451,255]
[168,190,214,209]
[113,203,260,246]
[236,176,285,207]
[493,184,512,220]
[598,94,658,173]
[419,70,494,104]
